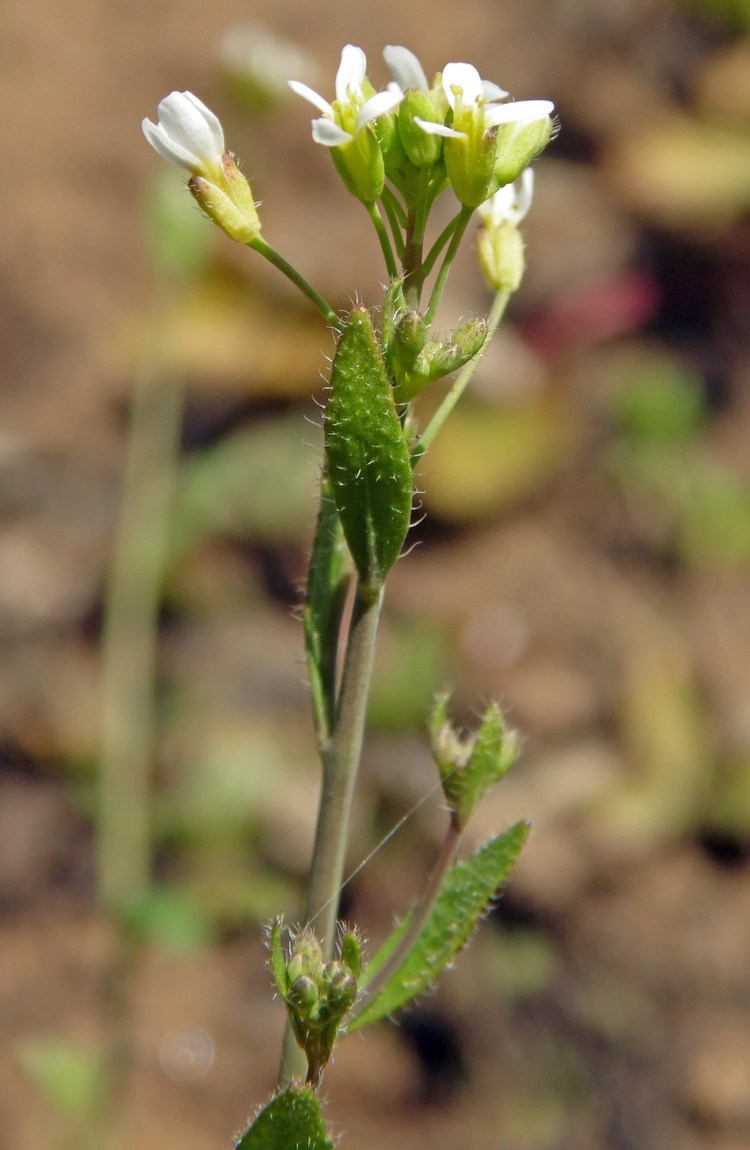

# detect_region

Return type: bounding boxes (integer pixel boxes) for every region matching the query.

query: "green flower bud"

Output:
[287,974,319,1018]
[188,153,261,244]
[393,309,429,369]
[394,318,487,402]
[477,222,526,292]
[339,929,362,979]
[492,116,554,191]
[444,125,499,209]
[330,126,386,204]
[397,89,445,168]
[430,696,522,830]
[325,965,357,1014]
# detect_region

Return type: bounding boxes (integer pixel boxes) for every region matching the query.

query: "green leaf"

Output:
[18,1037,105,1119]
[325,307,413,591]
[236,1086,333,1150]
[304,475,349,742]
[347,821,530,1031]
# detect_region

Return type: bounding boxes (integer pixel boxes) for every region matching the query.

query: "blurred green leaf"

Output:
[612,354,705,444]
[144,171,216,282]
[123,886,215,952]
[367,619,450,731]
[18,1037,104,1119]
[419,395,571,521]
[170,416,318,561]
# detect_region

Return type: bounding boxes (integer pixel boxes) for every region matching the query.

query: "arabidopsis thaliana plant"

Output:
[289,44,402,147]
[142,91,225,181]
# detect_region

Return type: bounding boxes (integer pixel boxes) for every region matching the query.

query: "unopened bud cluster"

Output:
[430,695,521,830]
[270,923,361,1086]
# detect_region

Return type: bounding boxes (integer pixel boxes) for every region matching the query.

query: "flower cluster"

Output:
[290,44,554,209]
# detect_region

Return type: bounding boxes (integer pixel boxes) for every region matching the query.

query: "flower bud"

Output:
[397,89,445,168]
[188,152,261,244]
[492,115,554,191]
[339,929,362,979]
[393,309,428,369]
[444,126,499,209]
[477,221,526,292]
[287,975,319,1017]
[394,318,487,402]
[330,128,386,204]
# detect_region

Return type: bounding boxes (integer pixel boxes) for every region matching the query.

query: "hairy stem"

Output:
[279,581,384,1086]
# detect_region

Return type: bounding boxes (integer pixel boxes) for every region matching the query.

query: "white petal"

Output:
[336,44,367,104]
[515,167,535,218]
[442,63,484,109]
[383,45,429,92]
[311,118,352,146]
[289,79,333,117]
[479,169,535,226]
[356,88,403,130]
[414,116,466,139]
[156,91,224,160]
[142,118,200,171]
[486,99,554,126]
[181,92,225,153]
[482,80,509,103]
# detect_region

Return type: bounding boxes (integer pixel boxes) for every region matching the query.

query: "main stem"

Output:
[279,580,384,1086]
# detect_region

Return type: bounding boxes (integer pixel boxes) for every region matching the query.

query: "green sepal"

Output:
[268,919,290,1000]
[235,1086,333,1150]
[346,821,530,1031]
[451,703,521,828]
[491,117,554,191]
[325,307,413,592]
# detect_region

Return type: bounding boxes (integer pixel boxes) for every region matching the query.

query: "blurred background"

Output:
[2,0,750,1147]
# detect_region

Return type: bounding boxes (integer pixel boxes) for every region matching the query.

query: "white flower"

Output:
[289,44,403,147]
[478,169,535,228]
[383,45,429,94]
[142,91,260,244]
[142,91,225,180]
[415,62,552,140]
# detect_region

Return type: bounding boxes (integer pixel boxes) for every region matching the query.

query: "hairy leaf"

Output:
[325,307,413,591]
[235,1086,333,1150]
[347,821,530,1031]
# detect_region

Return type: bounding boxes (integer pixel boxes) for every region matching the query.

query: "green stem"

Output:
[424,205,473,325]
[422,209,464,282]
[415,287,511,463]
[348,818,463,1022]
[279,580,384,1086]
[366,202,398,279]
[250,236,343,330]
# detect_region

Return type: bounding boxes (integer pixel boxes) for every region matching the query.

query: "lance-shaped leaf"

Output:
[325,307,413,592]
[235,1085,333,1150]
[346,821,530,1032]
[303,475,348,743]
